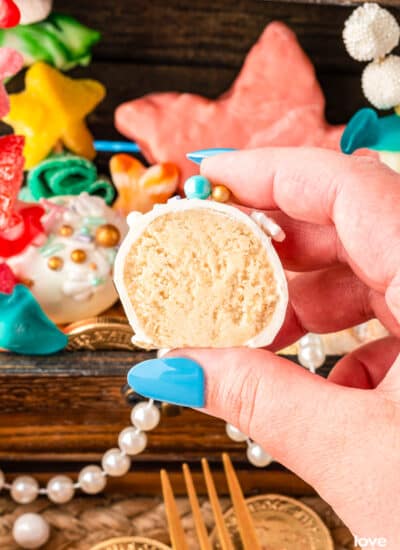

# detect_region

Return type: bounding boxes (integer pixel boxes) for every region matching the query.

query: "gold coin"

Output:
[90,536,171,550]
[210,494,334,550]
[64,316,137,351]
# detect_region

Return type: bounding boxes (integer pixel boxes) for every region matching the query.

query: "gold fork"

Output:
[161,454,261,550]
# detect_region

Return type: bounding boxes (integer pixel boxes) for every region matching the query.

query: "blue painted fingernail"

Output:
[127,357,205,407]
[186,147,236,164]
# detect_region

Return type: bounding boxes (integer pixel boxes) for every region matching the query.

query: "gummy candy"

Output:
[25,154,115,205]
[0,284,67,354]
[110,154,179,215]
[0,261,16,293]
[0,0,20,28]
[3,61,106,169]
[0,13,101,73]
[0,203,45,258]
[0,134,24,230]
[0,47,23,117]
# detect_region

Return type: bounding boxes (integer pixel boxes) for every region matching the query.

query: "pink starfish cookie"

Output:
[115,22,345,182]
[0,47,23,117]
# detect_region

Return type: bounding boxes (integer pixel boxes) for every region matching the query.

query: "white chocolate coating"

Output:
[6,194,127,324]
[114,199,288,349]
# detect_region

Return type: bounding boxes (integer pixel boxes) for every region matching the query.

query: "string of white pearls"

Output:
[225,334,325,466]
[5,398,160,549]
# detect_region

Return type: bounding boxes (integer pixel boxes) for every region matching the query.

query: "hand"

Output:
[129,148,400,547]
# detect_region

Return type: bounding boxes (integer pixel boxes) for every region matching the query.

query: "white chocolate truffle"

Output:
[343,3,400,62]
[6,194,127,324]
[362,55,400,109]
[114,200,288,349]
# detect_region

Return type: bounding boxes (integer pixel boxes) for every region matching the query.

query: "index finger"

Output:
[201,147,400,321]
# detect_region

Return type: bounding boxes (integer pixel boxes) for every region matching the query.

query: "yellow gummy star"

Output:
[3,62,106,169]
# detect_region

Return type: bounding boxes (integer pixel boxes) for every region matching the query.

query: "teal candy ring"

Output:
[26,154,116,205]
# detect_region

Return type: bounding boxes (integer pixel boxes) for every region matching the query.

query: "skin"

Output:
[169,148,400,547]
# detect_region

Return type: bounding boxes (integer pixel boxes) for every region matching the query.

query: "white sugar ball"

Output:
[362,56,400,109]
[343,3,400,61]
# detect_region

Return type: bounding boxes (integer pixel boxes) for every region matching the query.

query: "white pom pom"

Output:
[343,3,400,61]
[362,55,400,109]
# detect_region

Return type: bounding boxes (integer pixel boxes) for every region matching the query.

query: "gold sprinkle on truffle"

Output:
[71,249,87,263]
[58,224,73,237]
[47,256,64,271]
[95,224,121,248]
[212,185,231,203]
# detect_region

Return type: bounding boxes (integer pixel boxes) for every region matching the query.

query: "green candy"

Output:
[0,13,101,73]
[26,154,116,205]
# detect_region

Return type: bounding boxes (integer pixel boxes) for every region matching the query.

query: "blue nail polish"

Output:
[186,147,236,164]
[127,357,205,407]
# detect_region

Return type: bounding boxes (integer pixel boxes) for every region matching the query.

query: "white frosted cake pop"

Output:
[6,193,127,324]
[114,199,288,349]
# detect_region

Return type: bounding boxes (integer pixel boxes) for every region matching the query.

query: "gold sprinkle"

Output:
[95,224,121,248]
[212,185,231,203]
[71,249,87,264]
[47,256,64,271]
[58,224,73,237]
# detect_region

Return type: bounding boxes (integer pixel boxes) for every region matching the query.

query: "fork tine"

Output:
[222,453,262,550]
[182,463,212,550]
[160,469,189,550]
[201,458,234,550]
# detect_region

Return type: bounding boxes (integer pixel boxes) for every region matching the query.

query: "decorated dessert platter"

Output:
[0,0,396,547]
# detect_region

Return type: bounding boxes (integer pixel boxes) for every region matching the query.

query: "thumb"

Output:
[128,348,373,488]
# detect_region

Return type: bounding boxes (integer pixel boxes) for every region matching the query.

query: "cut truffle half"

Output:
[114,199,288,349]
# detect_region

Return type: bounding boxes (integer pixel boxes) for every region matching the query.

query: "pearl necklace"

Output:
[4,333,326,549]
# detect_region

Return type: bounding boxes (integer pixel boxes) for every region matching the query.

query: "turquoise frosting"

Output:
[0,284,67,354]
[341,108,400,154]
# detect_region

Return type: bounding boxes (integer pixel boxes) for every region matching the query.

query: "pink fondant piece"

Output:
[115,22,345,183]
[0,47,23,118]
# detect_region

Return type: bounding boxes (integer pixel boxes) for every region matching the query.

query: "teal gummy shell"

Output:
[0,13,101,73]
[0,284,68,354]
[341,108,400,154]
[26,154,115,205]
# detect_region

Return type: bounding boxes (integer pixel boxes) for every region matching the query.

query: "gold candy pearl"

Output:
[95,224,121,248]
[58,224,73,237]
[48,256,64,271]
[212,185,231,203]
[71,249,87,264]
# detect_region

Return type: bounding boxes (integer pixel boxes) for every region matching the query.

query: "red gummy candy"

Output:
[0,262,16,293]
[0,202,44,258]
[0,134,24,231]
[0,0,20,28]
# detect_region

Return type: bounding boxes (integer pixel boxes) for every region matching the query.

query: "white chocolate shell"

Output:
[343,3,400,62]
[114,199,288,349]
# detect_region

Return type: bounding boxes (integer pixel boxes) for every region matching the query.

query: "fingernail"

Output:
[127,357,205,407]
[186,147,236,164]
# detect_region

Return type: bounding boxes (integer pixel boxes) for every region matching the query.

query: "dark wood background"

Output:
[0,0,388,490]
